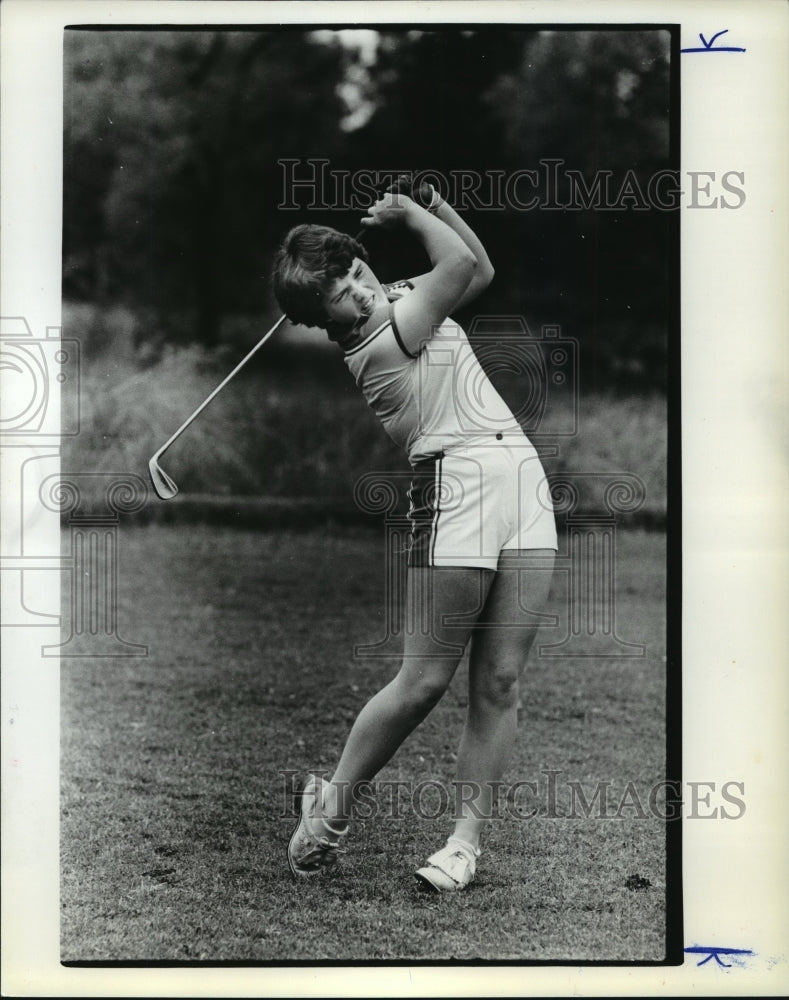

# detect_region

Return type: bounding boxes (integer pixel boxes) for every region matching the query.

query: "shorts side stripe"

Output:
[406,454,441,568]
[429,456,443,566]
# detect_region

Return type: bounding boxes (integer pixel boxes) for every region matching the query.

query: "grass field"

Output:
[61,523,668,963]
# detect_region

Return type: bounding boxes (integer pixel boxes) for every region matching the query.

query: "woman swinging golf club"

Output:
[273,176,557,891]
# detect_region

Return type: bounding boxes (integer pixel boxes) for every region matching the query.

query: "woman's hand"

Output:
[385,173,437,209]
[359,191,415,230]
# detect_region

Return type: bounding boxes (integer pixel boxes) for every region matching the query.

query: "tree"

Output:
[63,29,349,344]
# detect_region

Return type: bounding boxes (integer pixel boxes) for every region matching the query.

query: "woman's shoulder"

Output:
[340,280,420,356]
[384,279,415,300]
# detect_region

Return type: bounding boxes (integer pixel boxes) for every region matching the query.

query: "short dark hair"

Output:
[272,224,369,331]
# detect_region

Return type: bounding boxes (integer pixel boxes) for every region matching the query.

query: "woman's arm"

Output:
[386,176,495,311]
[429,197,494,309]
[360,193,477,355]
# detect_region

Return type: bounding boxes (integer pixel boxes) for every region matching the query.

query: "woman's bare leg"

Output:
[321,565,494,825]
[451,549,555,848]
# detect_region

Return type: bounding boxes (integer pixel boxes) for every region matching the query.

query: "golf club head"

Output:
[148,455,179,500]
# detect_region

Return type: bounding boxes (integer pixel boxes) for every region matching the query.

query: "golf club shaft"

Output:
[154,313,288,459]
[149,182,398,496]
[155,216,379,461]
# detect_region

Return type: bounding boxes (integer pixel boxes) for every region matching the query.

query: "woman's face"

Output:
[321,258,387,328]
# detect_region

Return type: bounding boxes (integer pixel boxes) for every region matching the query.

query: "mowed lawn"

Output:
[61,524,669,963]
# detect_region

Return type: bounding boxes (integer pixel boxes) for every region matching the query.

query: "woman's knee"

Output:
[392,664,452,716]
[470,654,522,710]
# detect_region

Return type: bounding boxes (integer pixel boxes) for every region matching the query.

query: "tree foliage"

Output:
[64,30,347,343]
[64,27,674,389]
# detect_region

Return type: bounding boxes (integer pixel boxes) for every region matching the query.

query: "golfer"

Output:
[273,178,557,891]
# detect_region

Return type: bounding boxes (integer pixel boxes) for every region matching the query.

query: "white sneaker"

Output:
[415,837,480,892]
[287,775,347,878]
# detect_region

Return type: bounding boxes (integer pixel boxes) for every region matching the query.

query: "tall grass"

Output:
[550,394,668,516]
[63,344,406,501]
[62,307,667,515]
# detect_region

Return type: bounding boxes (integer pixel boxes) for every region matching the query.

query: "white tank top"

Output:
[343,281,524,464]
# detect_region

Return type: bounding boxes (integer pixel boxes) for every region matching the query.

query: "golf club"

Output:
[148,313,287,499]
[148,178,417,500]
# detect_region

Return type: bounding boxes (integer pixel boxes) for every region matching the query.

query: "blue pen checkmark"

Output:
[699,29,729,49]
[681,28,746,53]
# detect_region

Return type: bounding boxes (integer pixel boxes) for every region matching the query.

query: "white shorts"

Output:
[407,437,557,570]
